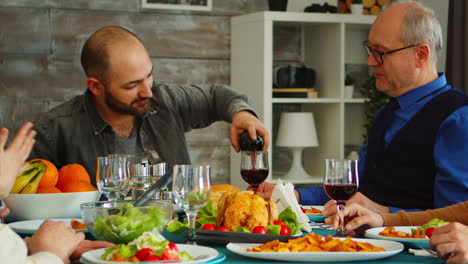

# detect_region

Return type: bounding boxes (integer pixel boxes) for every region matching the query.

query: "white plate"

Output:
[302,205,326,222]
[365,226,430,248]
[8,218,88,234]
[226,238,404,262]
[81,244,218,264]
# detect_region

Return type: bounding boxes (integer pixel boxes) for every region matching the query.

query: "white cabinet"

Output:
[230,11,375,189]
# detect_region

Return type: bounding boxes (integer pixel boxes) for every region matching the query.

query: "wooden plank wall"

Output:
[0,0,301,184]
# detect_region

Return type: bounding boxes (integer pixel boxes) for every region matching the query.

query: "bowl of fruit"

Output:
[81,200,174,244]
[5,159,101,222]
[5,191,101,222]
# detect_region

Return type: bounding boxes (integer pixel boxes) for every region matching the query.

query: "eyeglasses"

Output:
[363,40,420,64]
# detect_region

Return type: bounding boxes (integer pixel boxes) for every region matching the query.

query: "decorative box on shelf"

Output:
[273,88,318,98]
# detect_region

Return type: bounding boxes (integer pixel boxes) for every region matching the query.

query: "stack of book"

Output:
[272,88,317,98]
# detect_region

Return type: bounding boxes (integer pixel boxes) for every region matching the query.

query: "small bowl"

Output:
[81,200,173,244]
[4,191,101,222]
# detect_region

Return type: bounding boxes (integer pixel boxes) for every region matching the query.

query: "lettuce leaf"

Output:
[420,218,450,234]
[278,207,302,235]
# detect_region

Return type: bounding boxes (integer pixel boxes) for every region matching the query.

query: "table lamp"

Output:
[276,112,319,179]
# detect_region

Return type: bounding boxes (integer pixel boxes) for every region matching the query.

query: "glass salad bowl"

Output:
[80,200,173,244]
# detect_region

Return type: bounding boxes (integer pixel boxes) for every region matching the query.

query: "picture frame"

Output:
[142,0,212,11]
[338,0,392,15]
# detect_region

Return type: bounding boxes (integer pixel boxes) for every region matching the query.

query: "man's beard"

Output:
[104,90,151,117]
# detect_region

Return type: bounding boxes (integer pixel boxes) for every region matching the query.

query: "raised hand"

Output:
[0,122,36,199]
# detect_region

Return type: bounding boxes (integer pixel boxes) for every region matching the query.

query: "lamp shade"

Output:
[276,112,319,147]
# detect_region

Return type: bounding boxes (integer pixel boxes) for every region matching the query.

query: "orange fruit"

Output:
[36,186,62,193]
[59,180,97,193]
[30,159,59,188]
[57,164,91,190]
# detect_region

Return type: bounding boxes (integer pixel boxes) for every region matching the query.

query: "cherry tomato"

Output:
[144,254,161,261]
[201,223,216,230]
[135,248,153,261]
[252,226,268,234]
[216,226,231,232]
[425,227,436,238]
[273,220,284,226]
[280,224,291,236]
[167,242,178,251]
[162,248,180,260]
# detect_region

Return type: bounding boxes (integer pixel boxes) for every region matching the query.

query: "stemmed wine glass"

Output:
[323,159,359,236]
[96,154,133,201]
[172,165,211,244]
[240,150,269,189]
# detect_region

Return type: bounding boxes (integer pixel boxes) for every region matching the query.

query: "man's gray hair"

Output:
[400,1,443,66]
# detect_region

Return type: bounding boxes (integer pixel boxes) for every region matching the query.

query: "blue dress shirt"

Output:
[298,74,468,212]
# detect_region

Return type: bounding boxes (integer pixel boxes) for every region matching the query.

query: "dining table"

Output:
[13,223,444,263]
[157,228,444,264]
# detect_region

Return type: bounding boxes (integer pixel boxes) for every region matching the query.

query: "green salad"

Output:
[416,218,450,237]
[102,232,193,262]
[93,203,168,244]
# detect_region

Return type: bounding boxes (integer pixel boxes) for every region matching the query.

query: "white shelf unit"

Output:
[230,12,375,189]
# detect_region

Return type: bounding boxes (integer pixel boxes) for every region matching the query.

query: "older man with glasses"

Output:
[252,1,468,216]
[327,0,468,214]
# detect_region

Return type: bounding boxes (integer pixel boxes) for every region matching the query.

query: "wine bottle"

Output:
[239,131,264,151]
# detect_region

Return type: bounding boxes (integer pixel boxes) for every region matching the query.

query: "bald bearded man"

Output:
[29,26,269,185]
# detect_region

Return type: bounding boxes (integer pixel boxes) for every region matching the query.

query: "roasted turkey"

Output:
[216,191,278,231]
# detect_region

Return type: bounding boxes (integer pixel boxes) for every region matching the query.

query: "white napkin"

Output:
[408,248,438,258]
[271,180,311,232]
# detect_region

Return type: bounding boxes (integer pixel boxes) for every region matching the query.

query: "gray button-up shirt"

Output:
[29,82,254,186]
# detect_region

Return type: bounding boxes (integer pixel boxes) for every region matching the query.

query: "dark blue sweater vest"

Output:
[360,89,468,210]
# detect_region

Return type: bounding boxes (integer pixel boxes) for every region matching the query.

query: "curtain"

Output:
[446,0,468,92]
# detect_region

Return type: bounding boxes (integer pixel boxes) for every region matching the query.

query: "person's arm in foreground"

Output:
[0,220,83,264]
[26,220,114,264]
[330,203,468,263]
[0,122,36,220]
[330,202,468,235]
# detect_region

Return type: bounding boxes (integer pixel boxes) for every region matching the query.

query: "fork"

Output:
[418,247,438,256]
[418,247,455,259]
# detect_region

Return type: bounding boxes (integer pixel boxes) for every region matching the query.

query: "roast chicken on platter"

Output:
[216,191,278,231]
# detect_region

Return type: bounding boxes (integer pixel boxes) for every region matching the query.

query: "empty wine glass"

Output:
[240,150,269,190]
[129,163,150,200]
[172,165,211,244]
[323,159,359,236]
[96,155,133,201]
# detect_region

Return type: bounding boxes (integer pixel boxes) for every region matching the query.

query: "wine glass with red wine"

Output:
[240,151,269,188]
[323,159,359,236]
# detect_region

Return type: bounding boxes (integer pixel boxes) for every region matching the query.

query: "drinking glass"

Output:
[96,155,132,201]
[129,163,150,200]
[172,165,211,244]
[240,150,269,189]
[323,159,359,236]
[130,162,168,200]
